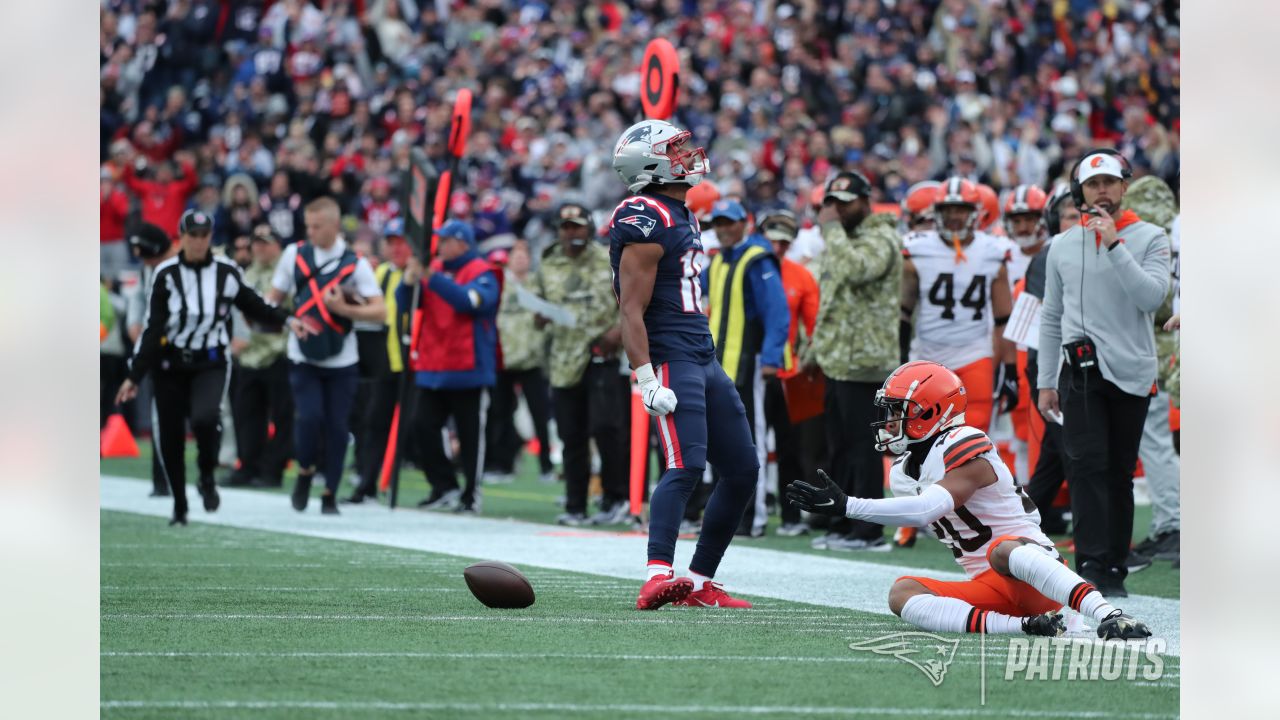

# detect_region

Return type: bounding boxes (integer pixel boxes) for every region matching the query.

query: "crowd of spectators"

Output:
[99,2,1180,566]
[101,0,1180,270]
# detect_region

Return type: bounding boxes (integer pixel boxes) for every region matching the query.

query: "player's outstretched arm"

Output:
[787,458,994,527]
[619,242,677,416]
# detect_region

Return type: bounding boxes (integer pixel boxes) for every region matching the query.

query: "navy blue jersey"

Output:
[608,192,715,364]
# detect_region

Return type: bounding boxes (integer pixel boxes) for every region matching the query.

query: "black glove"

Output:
[995,362,1019,413]
[785,470,849,517]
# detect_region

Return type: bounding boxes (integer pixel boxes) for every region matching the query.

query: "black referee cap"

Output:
[179,209,214,236]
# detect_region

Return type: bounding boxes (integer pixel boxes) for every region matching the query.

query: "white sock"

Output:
[689,570,712,590]
[647,562,672,580]
[1007,544,1116,622]
[900,594,1023,634]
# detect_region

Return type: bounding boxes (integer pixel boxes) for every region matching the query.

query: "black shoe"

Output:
[1152,530,1180,561]
[291,473,313,512]
[1022,612,1066,637]
[168,512,187,526]
[1105,566,1129,598]
[197,473,221,512]
[149,488,171,498]
[1126,550,1153,573]
[1132,535,1160,556]
[1097,609,1151,640]
[320,492,339,515]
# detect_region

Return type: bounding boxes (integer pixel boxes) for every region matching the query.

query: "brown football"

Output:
[463,561,535,609]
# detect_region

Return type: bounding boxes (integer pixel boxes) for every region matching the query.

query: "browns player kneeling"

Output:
[788,361,1151,640]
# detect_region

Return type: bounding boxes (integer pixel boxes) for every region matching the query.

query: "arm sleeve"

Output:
[747,259,791,369]
[353,258,382,298]
[426,269,500,315]
[1104,231,1171,313]
[395,276,415,310]
[819,221,896,287]
[127,270,172,383]
[176,160,199,196]
[121,162,147,197]
[1037,244,1064,391]
[271,245,296,293]
[845,483,955,526]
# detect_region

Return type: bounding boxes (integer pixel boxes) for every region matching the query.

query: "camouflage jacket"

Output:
[497,276,546,372]
[238,259,288,369]
[1121,176,1179,397]
[809,212,903,382]
[533,241,619,388]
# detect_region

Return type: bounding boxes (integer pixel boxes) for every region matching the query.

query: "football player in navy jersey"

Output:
[609,119,759,610]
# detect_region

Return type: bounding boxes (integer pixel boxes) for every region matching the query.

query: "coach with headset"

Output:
[1037,150,1171,598]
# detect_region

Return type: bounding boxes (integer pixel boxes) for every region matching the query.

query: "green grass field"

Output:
[101,448,1179,718]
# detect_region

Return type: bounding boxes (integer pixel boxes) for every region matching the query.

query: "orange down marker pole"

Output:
[628,381,647,517]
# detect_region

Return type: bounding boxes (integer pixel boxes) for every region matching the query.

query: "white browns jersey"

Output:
[889,426,1055,578]
[1004,239,1033,287]
[903,230,1010,371]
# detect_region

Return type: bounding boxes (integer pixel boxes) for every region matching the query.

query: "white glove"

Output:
[635,363,678,416]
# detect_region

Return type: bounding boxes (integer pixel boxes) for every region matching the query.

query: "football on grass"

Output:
[463,561,535,609]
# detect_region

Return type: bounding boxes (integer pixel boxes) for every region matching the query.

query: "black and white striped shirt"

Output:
[128,252,287,381]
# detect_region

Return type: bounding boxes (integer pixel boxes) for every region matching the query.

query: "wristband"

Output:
[635,363,657,385]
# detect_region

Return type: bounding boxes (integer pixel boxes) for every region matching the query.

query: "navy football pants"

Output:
[648,360,760,577]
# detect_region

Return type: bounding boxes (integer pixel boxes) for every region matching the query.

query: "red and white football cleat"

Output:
[635,572,695,610]
[673,581,753,609]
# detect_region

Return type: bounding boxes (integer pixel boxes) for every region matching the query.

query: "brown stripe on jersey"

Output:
[946,444,993,471]
[943,435,989,463]
[944,436,993,469]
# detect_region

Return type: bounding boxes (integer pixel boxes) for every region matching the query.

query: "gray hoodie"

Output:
[1038,217,1171,397]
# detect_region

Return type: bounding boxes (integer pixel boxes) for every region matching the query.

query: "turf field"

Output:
[101,449,1179,718]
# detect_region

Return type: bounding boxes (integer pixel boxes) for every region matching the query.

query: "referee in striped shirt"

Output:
[115,210,310,525]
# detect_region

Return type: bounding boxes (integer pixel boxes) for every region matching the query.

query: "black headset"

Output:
[1043,185,1072,235]
[1068,148,1133,207]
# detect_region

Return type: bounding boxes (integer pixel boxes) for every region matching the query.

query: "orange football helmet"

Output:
[1002,184,1049,248]
[900,180,941,232]
[685,180,721,222]
[976,183,1000,231]
[872,361,968,454]
[933,177,980,249]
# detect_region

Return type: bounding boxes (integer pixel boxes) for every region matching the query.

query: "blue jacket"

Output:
[701,234,791,370]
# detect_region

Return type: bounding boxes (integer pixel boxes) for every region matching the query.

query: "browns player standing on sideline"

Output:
[610,119,758,610]
[1002,185,1050,286]
[901,178,1018,433]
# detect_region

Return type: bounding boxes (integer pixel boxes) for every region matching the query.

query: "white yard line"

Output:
[97,700,1177,718]
[100,475,1180,656]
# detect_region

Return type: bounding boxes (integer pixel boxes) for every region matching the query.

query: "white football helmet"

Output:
[612,119,708,193]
